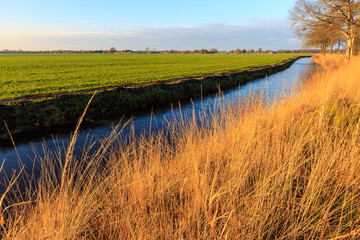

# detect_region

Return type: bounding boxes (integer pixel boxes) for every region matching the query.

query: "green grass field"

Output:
[0,53,303,101]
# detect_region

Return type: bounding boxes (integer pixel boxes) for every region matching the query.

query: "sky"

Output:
[0,0,302,51]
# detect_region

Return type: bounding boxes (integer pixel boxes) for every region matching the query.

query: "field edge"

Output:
[0,56,304,146]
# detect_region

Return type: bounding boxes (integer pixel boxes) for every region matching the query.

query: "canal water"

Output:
[0,57,316,177]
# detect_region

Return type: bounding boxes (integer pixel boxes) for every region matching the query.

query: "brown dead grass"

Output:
[1,54,360,239]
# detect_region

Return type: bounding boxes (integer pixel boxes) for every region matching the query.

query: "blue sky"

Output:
[0,0,301,50]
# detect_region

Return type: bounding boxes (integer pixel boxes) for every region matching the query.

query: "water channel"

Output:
[0,57,316,178]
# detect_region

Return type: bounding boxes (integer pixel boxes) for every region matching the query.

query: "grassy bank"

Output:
[2,54,360,239]
[0,54,304,102]
[0,57,300,146]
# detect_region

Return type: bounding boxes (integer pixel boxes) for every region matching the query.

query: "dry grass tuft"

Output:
[312,54,348,70]
[1,54,360,239]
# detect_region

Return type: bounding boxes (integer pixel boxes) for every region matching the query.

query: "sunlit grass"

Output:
[0,54,303,101]
[1,54,360,239]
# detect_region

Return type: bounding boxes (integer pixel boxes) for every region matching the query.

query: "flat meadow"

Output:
[0,53,302,101]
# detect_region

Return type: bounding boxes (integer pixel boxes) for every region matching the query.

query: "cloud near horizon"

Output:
[0,21,302,51]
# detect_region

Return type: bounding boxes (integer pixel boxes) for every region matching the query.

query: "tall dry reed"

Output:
[1,54,360,239]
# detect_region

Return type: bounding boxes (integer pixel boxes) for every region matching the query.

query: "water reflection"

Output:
[0,57,316,177]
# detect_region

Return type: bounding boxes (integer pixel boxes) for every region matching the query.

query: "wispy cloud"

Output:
[0,21,300,51]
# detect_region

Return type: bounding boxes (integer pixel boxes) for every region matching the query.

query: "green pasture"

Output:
[0,54,305,101]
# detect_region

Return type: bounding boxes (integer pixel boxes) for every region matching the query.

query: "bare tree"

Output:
[233,48,241,54]
[304,26,331,54]
[295,20,344,54]
[109,47,117,54]
[290,0,360,59]
[336,38,347,52]
[145,46,150,54]
[209,48,219,54]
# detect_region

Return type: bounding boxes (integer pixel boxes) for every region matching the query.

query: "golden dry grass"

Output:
[1,54,360,239]
[312,54,348,70]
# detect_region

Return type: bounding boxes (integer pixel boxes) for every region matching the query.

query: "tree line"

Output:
[1,48,319,55]
[290,0,360,59]
[109,48,318,54]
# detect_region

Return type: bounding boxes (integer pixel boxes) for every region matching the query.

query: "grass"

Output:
[0,54,304,101]
[2,54,360,239]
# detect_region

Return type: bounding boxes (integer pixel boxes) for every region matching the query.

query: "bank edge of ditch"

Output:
[0,56,305,147]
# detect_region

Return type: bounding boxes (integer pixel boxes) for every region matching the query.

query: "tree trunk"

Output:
[337,41,341,53]
[351,31,356,56]
[322,42,327,55]
[346,36,353,59]
[329,38,334,54]
[344,12,356,59]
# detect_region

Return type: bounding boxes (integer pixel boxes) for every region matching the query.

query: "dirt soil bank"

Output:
[0,57,303,146]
